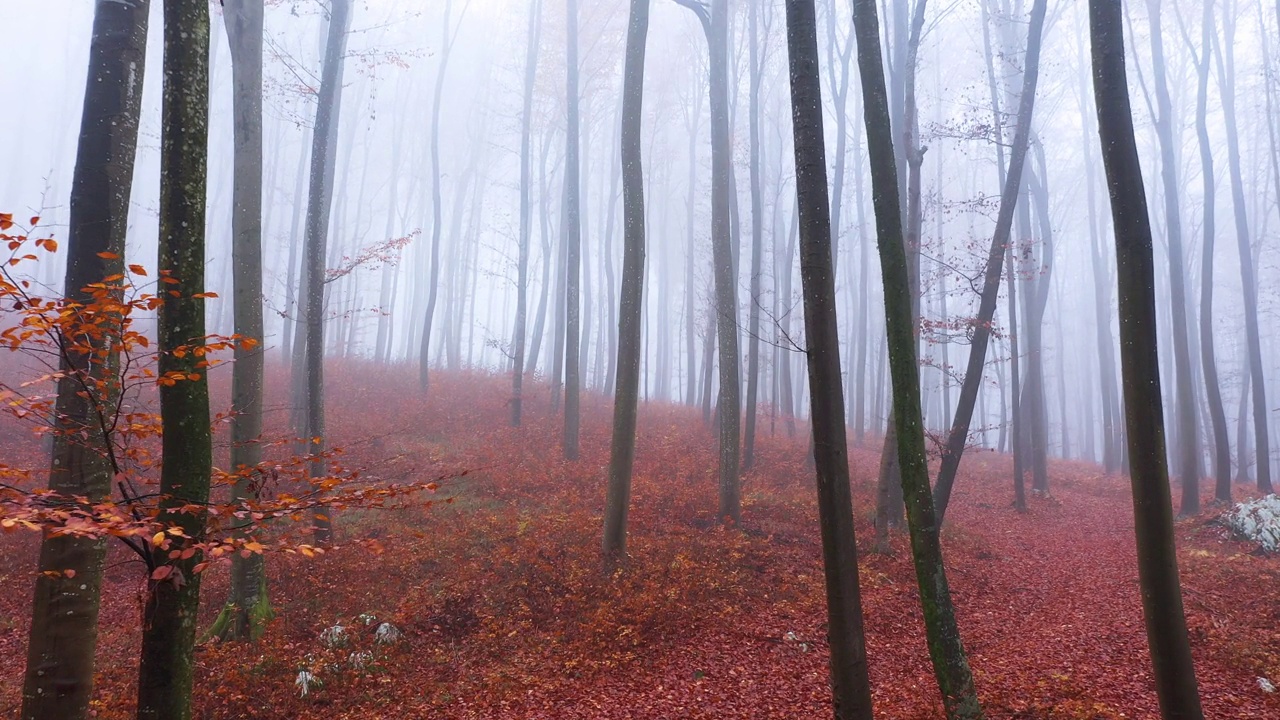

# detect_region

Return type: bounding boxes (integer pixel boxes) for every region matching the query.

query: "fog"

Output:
[2,0,1280,715]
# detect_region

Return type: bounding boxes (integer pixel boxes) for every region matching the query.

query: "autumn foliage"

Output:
[0,354,1276,717]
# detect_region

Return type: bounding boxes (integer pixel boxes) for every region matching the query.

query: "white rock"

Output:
[1258,677,1276,693]
[375,622,403,646]
[319,624,349,649]
[1225,495,1280,553]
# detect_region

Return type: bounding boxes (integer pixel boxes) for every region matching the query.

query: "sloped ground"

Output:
[1,364,1277,718]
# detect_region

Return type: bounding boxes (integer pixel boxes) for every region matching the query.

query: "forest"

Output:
[1,0,1279,717]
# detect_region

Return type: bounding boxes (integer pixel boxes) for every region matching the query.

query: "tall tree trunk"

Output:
[784,1,875,714]
[21,2,149,717]
[1181,0,1232,502]
[511,0,541,424]
[526,130,556,376]
[1214,0,1272,494]
[419,0,456,392]
[135,0,212,716]
[602,0,650,562]
[676,0,742,522]
[931,0,1046,523]
[1088,2,1206,715]
[301,0,352,543]
[1076,15,1122,474]
[1144,0,1200,514]
[563,0,582,459]
[850,0,983,715]
[743,0,765,470]
[214,0,270,643]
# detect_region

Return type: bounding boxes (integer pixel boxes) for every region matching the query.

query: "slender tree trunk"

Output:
[208,0,271,643]
[136,1,212,715]
[1215,0,1272,494]
[784,1,875,714]
[419,0,456,392]
[301,0,352,543]
[743,0,765,470]
[527,131,556,376]
[677,0,741,522]
[931,0,1046,523]
[1180,0,1232,502]
[563,0,582,458]
[850,0,983,714]
[602,0,650,562]
[1144,0,1200,514]
[1088,2,1205,715]
[511,0,541,424]
[22,2,149,716]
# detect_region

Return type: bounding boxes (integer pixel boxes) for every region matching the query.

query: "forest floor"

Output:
[1,363,1278,719]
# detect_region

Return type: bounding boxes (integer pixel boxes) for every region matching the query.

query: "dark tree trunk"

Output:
[22,2,149,717]
[602,0,650,563]
[1088,1,1206,715]
[784,1,875,715]
[135,0,212,716]
[850,0,983,715]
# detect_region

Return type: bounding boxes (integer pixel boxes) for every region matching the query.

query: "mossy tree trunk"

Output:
[135,1,212,717]
[849,0,983,715]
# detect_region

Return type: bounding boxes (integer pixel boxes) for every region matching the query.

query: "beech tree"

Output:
[673,0,741,525]
[563,0,583,460]
[302,0,353,543]
[213,0,271,642]
[849,0,982,714]
[602,0,650,563]
[1088,0,1205,714]
[21,2,150,717]
[135,0,213,716]
[783,0,875,714]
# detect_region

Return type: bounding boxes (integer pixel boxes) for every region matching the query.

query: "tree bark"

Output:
[602,0,650,563]
[135,0,212,715]
[563,0,582,459]
[850,0,983,715]
[784,1,876,714]
[1088,1,1206,715]
[216,0,270,643]
[22,2,149,717]
[301,0,352,543]
[742,0,766,471]
[676,0,742,523]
